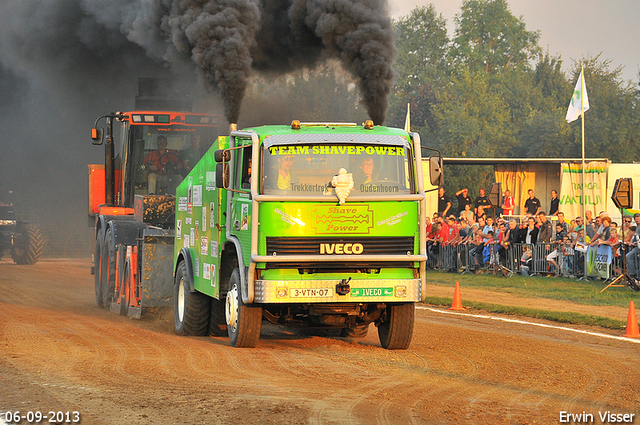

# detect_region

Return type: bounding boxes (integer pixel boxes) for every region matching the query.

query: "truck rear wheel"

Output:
[341,323,369,338]
[11,223,44,265]
[225,269,261,348]
[174,260,210,336]
[209,298,228,336]
[378,303,415,350]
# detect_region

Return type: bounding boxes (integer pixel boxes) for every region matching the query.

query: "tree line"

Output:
[387,0,639,193]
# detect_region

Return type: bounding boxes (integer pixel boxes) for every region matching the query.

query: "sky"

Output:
[389,0,640,83]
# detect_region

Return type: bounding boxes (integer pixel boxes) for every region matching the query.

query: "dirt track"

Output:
[1,259,639,424]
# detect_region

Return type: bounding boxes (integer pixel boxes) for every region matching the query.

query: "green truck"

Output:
[173,120,442,349]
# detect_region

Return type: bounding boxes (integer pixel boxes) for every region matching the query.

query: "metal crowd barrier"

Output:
[501,215,559,241]
[426,242,473,273]
[500,242,585,277]
[427,241,595,278]
[426,240,639,281]
[427,241,507,274]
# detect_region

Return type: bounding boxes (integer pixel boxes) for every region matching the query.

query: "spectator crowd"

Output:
[429,187,640,285]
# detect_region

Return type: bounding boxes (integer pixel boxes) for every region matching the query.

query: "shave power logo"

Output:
[311,204,374,235]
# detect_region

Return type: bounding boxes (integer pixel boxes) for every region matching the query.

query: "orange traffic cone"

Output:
[448,281,466,311]
[622,301,640,338]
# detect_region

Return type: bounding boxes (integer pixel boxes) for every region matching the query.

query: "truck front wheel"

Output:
[225,269,262,348]
[174,260,210,336]
[377,303,415,350]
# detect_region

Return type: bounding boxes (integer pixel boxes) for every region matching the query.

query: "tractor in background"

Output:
[0,195,44,265]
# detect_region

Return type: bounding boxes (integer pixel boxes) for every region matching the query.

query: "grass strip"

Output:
[423,296,626,330]
[427,271,639,307]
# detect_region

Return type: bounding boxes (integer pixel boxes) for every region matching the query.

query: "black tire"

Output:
[11,223,44,265]
[94,231,104,308]
[174,260,210,336]
[378,303,415,350]
[209,298,228,336]
[100,228,117,309]
[341,323,370,338]
[226,269,262,348]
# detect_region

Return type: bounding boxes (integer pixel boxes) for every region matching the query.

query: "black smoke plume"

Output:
[0,0,396,256]
[80,0,396,124]
[251,0,397,124]
[1,0,395,123]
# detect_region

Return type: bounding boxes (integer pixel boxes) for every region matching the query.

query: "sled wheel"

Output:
[118,259,129,316]
[94,231,104,308]
[100,228,117,309]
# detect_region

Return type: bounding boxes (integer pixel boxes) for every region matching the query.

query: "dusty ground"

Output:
[1,258,639,425]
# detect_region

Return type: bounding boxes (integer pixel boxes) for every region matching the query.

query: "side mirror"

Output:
[214,149,230,163]
[91,128,104,145]
[216,162,229,189]
[429,156,444,187]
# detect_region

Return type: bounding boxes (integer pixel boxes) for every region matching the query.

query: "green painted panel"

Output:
[258,201,418,238]
[174,136,228,298]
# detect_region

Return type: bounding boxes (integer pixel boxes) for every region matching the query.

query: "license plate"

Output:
[289,288,333,298]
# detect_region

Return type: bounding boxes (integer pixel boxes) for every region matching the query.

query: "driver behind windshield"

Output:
[144,135,183,195]
[358,156,377,186]
[265,155,298,191]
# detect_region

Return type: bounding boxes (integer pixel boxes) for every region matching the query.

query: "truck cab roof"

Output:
[241,122,410,141]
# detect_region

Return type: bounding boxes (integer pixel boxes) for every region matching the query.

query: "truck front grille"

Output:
[266,236,414,257]
[263,236,416,269]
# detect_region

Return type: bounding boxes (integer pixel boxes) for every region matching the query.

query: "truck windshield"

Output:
[126,125,217,198]
[261,143,413,195]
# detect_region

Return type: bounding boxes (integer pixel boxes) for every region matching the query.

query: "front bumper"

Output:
[253,278,421,303]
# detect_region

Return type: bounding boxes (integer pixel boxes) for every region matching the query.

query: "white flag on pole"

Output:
[404,103,411,132]
[566,69,590,123]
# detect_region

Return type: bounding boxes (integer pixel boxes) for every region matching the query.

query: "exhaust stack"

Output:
[229,123,238,133]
